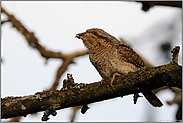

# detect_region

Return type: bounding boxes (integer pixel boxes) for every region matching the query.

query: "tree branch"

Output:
[48,50,89,91]
[1,62,181,119]
[1,7,89,60]
[136,1,182,11]
[1,5,182,121]
[1,6,89,121]
[1,6,89,91]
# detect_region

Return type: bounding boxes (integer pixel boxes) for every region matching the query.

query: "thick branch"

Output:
[2,62,181,119]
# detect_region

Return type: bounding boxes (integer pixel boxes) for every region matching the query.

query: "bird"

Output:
[75,28,163,107]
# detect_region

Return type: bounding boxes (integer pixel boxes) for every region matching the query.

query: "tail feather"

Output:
[142,90,163,107]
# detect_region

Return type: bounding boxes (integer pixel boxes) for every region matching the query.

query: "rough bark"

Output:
[1,62,181,119]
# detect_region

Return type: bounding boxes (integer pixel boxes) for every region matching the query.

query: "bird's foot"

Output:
[110,73,121,87]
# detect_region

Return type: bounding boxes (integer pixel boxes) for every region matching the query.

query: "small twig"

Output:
[70,106,82,122]
[1,20,10,25]
[152,86,169,94]
[133,93,142,104]
[81,104,90,114]
[171,46,180,64]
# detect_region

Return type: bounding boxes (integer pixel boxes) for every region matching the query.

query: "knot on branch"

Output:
[61,74,87,91]
[171,46,180,64]
[61,74,76,90]
[133,93,142,104]
[42,105,57,121]
[140,2,154,11]
[81,104,90,114]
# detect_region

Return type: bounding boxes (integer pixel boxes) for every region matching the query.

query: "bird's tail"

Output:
[142,90,163,107]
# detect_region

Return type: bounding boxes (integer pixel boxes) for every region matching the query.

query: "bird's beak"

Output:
[75,32,86,39]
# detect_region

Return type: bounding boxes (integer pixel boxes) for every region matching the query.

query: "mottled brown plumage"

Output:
[76,28,163,107]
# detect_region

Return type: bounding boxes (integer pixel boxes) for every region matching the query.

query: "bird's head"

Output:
[75,28,119,52]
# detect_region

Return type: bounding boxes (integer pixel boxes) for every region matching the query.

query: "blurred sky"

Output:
[1,1,182,122]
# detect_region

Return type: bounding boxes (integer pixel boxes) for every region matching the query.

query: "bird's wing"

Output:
[116,43,146,68]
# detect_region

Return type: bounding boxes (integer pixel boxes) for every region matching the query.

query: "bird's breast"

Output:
[89,48,139,78]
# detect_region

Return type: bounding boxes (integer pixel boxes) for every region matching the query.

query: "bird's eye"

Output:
[94,32,97,35]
